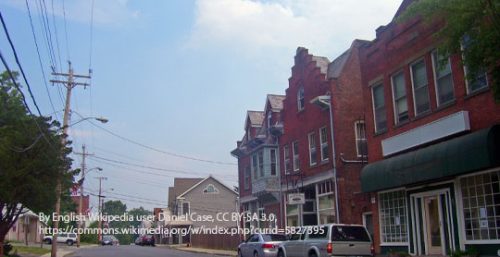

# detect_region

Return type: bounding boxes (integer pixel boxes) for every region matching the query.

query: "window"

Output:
[292,141,300,171]
[379,190,408,243]
[286,204,299,227]
[203,184,219,194]
[258,151,264,177]
[462,35,488,93]
[391,72,409,124]
[267,112,272,134]
[308,133,317,166]
[247,127,251,141]
[411,59,431,115]
[252,154,258,179]
[270,149,277,176]
[297,86,305,111]
[432,51,455,105]
[244,166,251,190]
[354,121,367,157]
[460,171,500,241]
[181,202,190,215]
[284,145,291,173]
[318,181,335,224]
[320,127,329,161]
[372,83,387,133]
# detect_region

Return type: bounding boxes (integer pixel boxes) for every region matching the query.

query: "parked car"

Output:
[43,232,78,246]
[136,235,155,246]
[277,224,374,257]
[101,235,120,246]
[238,233,288,257]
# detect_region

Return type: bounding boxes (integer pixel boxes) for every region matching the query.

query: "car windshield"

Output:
[262,234,287,242]
[331,226,370,242]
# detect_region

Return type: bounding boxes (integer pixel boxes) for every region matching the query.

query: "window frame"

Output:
[244,166,251,190]
[371,83,387,133]
[354,121,367,158]
[297,86,305,111]
[258,150,264,177]
[292,141,300,172]
[391,71,409,124]
[319,127,329,162]
[461,35,489,94]
[308,132,317,166]
[378,189,408,244]
[284,145,291,173]
[410,58,431,116]
[252,154,258,179]
[270,149,277,176]
[431,50,455,106]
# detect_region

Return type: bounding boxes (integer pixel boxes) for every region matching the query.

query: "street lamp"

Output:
[52,116,108,255]
[310,94,340,224]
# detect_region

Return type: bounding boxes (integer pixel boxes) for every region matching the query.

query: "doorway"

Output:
[423,196,442,255]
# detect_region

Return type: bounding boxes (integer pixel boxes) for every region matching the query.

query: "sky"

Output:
[0,0,402,212]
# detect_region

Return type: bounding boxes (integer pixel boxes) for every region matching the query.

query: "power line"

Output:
[25,0,59,120]
[88,0,95,71]
[0,11,43,116]
[79,114,237,166]
[89,155,238,183]
[0,51,31,113]
[61,0,71,62]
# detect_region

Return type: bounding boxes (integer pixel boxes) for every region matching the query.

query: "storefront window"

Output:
[379,190,408,243]
[287,204,299,227]
[318,181,335,224]
[461,171,500,241]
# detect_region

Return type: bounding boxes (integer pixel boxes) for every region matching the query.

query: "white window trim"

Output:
[270,149,277,176]
[378,188,409,244]
[460,41,489,95]
[319,127,329,162]
[308,132,317,166]
[391,71,408,125]
[203,184,219,194]
[431,50,455,106]
[410,58,430,116]
[284,145,290,174]
[354,121,367,158]
[297,86,305,111]
[371,83,386,133]
[292,141,299,171]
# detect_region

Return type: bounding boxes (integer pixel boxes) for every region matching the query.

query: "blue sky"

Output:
[0,0,402,211]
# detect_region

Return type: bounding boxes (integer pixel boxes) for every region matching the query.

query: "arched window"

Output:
[297,86,305,111]
[203,184,219,194]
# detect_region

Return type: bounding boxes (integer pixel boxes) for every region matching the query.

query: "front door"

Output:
[423,196,443,255]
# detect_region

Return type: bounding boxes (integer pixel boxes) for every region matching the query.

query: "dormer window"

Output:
[203,184,219,194]
[297,86,305,111]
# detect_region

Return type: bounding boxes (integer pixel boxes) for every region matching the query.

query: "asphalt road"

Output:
[69,245,222,257]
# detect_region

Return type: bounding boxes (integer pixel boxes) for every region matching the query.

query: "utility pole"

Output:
[95,176,107,245]
[49,62,90,257]
[74,145,93,247]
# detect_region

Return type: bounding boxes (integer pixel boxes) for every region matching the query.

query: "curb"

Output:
[158,244,237,257]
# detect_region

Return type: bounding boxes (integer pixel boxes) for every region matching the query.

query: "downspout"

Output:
[327,92,340,224]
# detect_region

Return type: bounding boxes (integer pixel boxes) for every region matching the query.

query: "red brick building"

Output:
[359,1,500,255]
[280,43,370,228]
[231,95,286,230]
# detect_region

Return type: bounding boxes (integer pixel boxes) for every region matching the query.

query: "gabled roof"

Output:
[177,175,238,198]
[266,94,286,111]
[245,111,265,128]
[168,178,203,206]
[327,49,351,79]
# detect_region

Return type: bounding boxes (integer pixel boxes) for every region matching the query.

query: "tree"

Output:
[102,200,132,245]
[128,207,152,242]
[399,0,500,101]
[0,71,75,255]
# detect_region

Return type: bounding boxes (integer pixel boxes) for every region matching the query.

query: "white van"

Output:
[43,232,77,246]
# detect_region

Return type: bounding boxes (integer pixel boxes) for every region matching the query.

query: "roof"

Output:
[177,175,238,198]
[168,178,203,206]
[266,94,285,111]
[246,111,264,127]
[327,49,351,79]
[312,56,330,75]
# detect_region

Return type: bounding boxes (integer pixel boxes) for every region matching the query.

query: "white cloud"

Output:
[188,0,402,58]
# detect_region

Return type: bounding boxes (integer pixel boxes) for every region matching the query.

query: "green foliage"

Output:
[0,70,75,251]
[450,248,479,257]
[399,0,500,101]
[80,221,98,244]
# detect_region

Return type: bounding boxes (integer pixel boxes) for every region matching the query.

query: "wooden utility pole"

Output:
[95,176,107,245]
[74,145,93,247]
[49,62,90,257]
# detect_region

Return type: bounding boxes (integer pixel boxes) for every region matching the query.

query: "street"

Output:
[69,245,229,257]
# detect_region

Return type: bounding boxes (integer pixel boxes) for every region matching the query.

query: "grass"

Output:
[10,245,50,255]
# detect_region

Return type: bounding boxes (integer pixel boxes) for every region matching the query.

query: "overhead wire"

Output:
[0,11,43,116]
[61,0,71,62]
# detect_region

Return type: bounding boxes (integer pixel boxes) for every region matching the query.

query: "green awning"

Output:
[361,125,500,192]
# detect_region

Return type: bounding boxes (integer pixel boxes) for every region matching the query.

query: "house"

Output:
[6,209,47,244]
[161,176,239,249]
[359,0,500,255]
[279,43,370,228]
[231,95,286,231]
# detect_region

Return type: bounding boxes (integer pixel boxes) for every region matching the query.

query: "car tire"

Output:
[238,250,243,257]
[66,240,74,246]
[277,250,285,257]
[309,251,318,257]
[44,239,52,245]
[254,251,258,257]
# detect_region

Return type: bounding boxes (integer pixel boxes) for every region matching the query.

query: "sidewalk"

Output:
[160,244,237,257]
